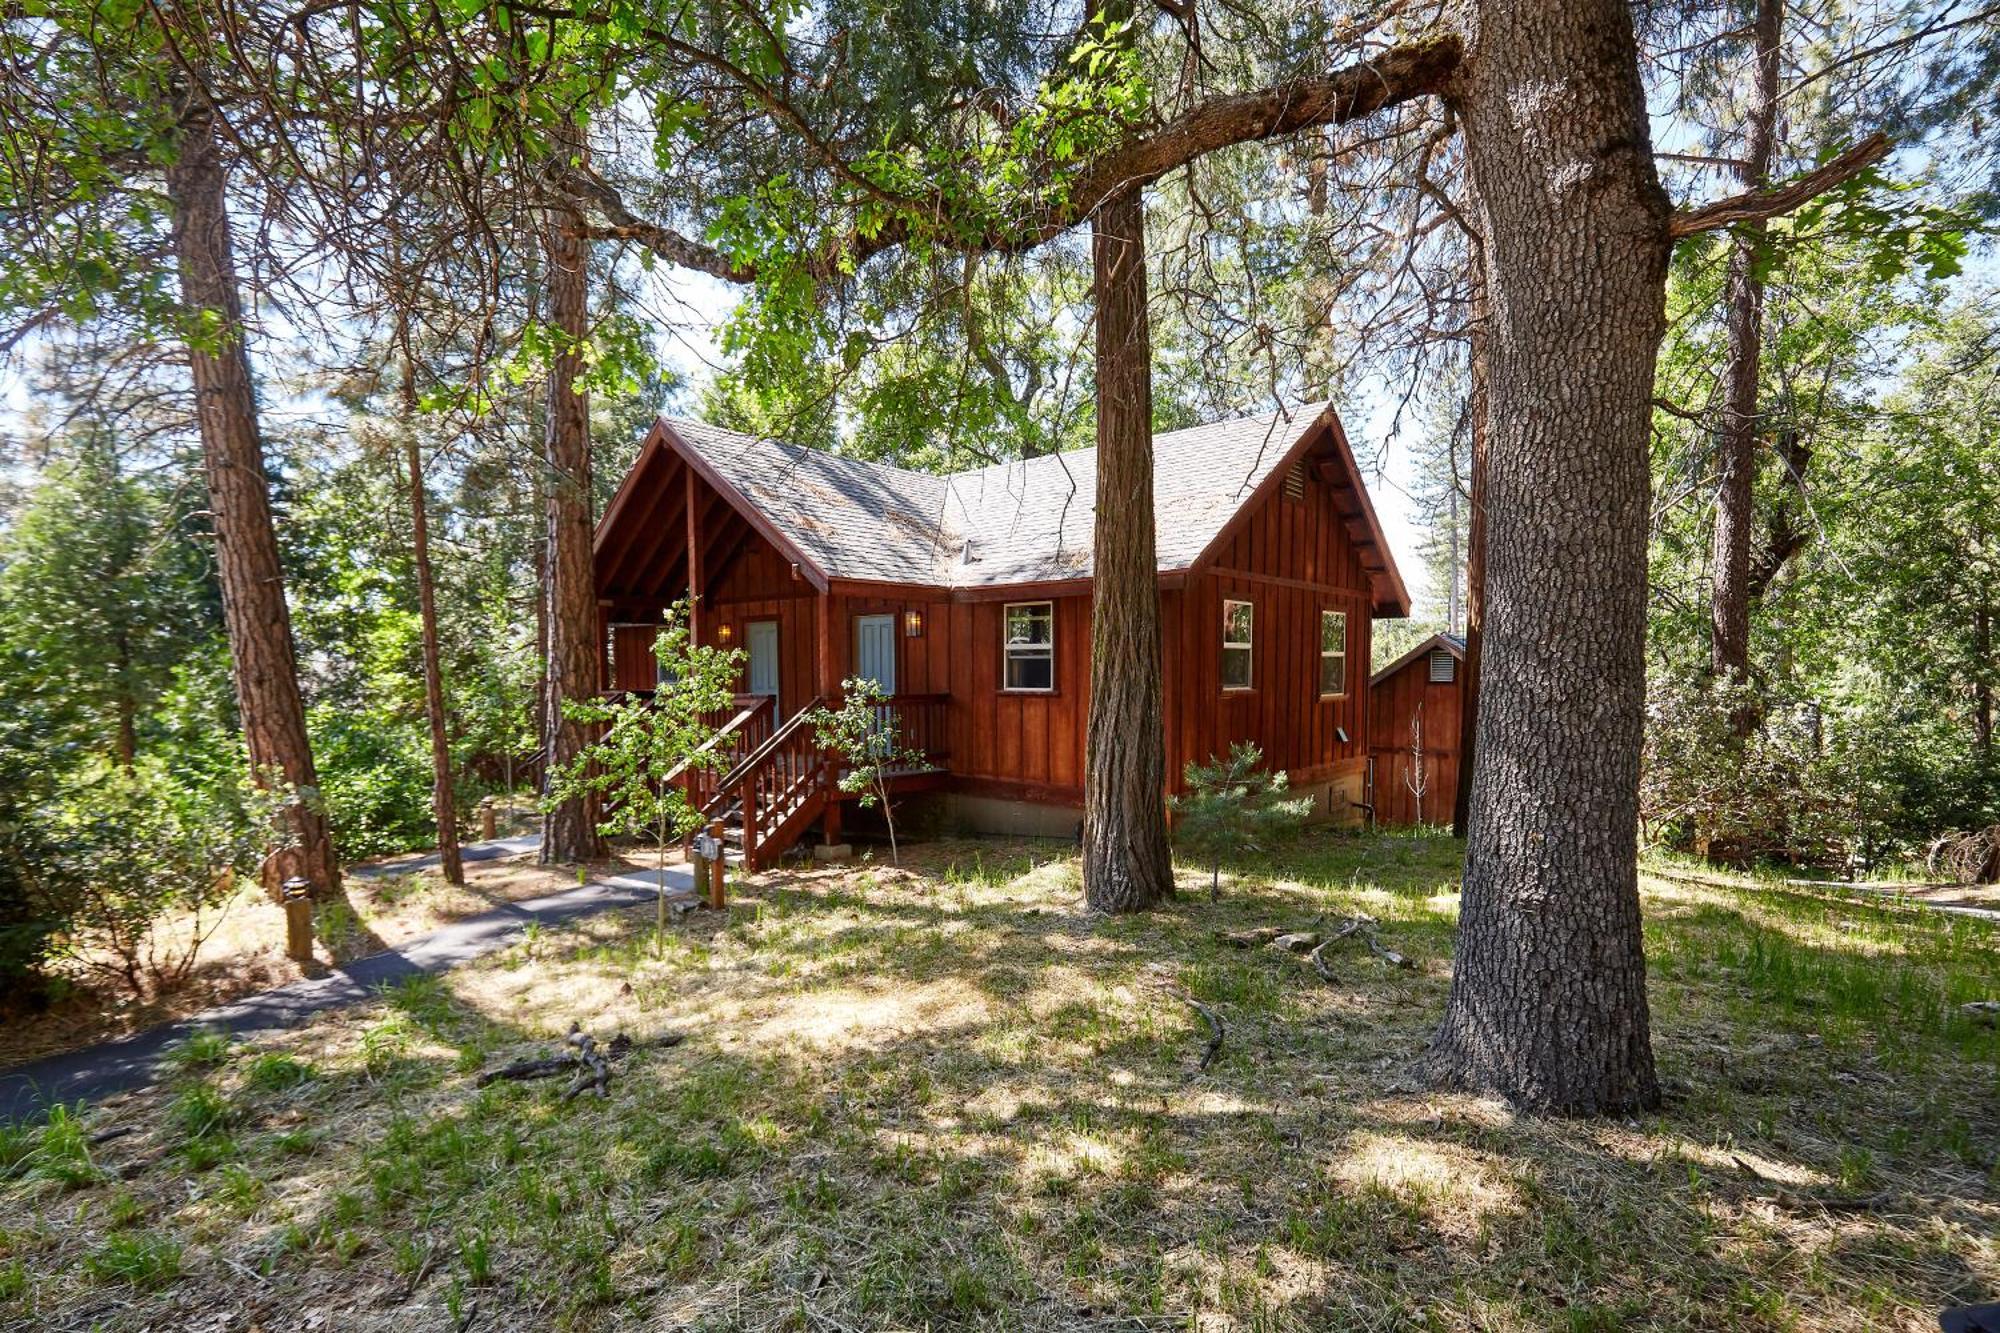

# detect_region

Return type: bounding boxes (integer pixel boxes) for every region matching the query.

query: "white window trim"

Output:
[1319,609,1349,699]
[1002,601,1056,693]
[1221,599,1254,692]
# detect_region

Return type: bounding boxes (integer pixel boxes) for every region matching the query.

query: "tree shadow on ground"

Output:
[5,832,1996,1331]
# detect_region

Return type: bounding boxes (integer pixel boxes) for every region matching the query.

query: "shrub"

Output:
[309,701,434,861]
[34,770,283,997]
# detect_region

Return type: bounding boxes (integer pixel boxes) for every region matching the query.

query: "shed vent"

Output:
[1429,650,1456,684]
[1283,460,1309,502]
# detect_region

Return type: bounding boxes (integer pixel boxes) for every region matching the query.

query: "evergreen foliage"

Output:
[1170,743,1311,900]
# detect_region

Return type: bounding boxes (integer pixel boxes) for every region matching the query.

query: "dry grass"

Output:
[2,832,1995,1331]
[0,835,668,1070]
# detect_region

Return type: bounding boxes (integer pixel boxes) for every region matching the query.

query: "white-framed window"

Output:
[1319,610,1349,697]
[1003,601,1055,691]
[1221,599,1254,690]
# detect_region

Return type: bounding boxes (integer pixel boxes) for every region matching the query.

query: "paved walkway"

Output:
[0,841,696,1122]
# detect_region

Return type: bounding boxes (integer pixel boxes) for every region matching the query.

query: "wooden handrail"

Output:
[706,695,826,806]
[660,696,774,786]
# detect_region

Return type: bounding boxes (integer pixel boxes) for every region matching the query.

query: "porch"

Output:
[654,691,949,868]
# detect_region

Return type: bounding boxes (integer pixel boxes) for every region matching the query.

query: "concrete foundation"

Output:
[893,791,1083,841]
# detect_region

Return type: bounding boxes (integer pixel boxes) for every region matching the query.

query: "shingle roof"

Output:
[666,417,953,586]
[660,404,1345,591]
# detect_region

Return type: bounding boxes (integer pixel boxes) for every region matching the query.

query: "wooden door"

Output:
[854,614,897,694]
[746,620,780,713]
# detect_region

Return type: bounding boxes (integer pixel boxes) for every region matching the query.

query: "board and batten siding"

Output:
[1368,647,1464,826]
[1164,454,1376,800]
[598,425,1387,817]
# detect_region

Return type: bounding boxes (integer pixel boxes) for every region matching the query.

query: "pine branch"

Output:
[1669,134,1891,240]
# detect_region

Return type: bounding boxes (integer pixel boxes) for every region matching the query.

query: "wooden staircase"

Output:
[693,696,831,870]
[680,692,952,870]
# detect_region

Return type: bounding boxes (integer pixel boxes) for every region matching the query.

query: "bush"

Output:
[27,770,284,997]
[309,702,434,861]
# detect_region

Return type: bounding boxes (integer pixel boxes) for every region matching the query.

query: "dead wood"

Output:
[1184,997,1225,1071]
[1307,939,1339,984]
[474,1026,679,1095]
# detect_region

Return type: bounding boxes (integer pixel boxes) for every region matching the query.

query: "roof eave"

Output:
[1368,631,1466,686]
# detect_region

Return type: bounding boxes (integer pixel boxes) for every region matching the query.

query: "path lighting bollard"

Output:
[479,796,498,841]
[707,819,727,909]
[281,877,315,963]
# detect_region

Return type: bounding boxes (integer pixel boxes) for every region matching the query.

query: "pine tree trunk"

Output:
[1082,181,1175,913]
[539,135,606,866]
[114,628,138,770]
[165,96,342,901]
[1452,263,1488,840]
[1709,0,1783,688]
[1428,0,1668,1114]
[400,348,465,884]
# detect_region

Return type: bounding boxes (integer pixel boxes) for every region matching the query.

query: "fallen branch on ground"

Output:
[1307,939,1339,983]
[1184,996,1225,1071]
[475,1026,682,1098]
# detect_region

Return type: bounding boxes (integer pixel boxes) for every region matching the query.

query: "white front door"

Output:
[854,614,897,695]
[746,621,780,712]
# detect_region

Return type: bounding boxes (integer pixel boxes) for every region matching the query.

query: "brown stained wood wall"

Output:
[1167,461,1375,788]
[597,435,1385,807]
[1368,652,1464,826]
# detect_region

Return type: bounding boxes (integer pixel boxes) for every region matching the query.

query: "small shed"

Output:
[1367,633,1465,827]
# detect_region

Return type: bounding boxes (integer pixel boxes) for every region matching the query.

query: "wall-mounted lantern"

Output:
[904,608,924,638]
[716,622,734,645]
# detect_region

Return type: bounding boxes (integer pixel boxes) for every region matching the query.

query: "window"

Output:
[1221,599,1254,690]
[1429,649,1456,684]
[1003,602,1055,691]
[1319,610,1349,697]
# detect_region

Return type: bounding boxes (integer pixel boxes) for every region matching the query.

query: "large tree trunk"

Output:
[539,147,607,866]
[166,96,342,901]
[1709,0,1783,687]
[1082,181,1175,913]
[1452,263,1489,840]
[400,345,465,884]
[1427,0,1668,1114]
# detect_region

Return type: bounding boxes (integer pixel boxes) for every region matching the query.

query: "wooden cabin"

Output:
[1367,632,1466,826]
[592,403,1410,866]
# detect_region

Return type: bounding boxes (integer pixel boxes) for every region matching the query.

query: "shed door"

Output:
[746,620,780,712]
[854,615,897,695]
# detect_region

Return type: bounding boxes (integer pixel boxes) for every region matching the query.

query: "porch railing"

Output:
[659,694,776,810]
[870,692,950,771]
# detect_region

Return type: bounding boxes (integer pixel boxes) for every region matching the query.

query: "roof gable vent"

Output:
[1283,460,1309,502]
[1429,650,1456,683]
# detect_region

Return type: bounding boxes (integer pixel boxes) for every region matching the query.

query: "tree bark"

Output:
[539,136,607,865]
[1081,180,1175,913]
[165,94,342,901]
[1709,0,1783,688]
[399,342,465,885]
[1427,0,1668,1114]
[1452,263,1488,840]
